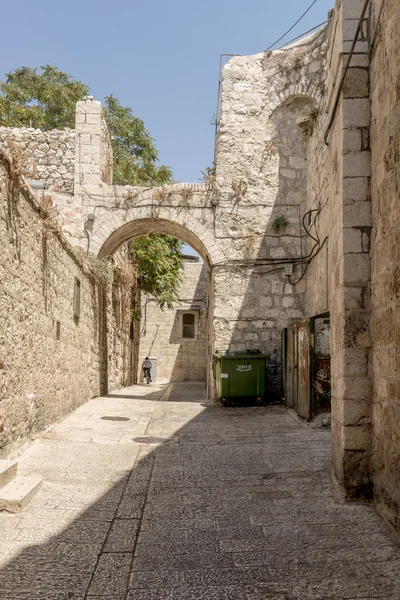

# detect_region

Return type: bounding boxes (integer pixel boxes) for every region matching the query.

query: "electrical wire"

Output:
[289,236,328,285]
[265,0,318,52]
[277,20,328,50]
[212,198,329,275]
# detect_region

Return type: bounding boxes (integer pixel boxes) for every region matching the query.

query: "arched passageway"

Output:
[95,216,216,397]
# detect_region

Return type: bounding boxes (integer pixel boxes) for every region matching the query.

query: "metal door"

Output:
[281,329,287,402]
[285,325,297,408]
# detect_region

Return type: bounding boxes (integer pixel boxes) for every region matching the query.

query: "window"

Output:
[73,277,81,320]
[55,320,61,340]
[182,313,195,339]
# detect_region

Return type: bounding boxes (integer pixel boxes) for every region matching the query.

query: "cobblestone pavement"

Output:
[0,382,399,599]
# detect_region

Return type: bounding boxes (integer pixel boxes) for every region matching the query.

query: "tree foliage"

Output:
[0,65,172,186]
[0,65,181,309]
[130,235,183,310]
[104,95,172,186]
[0,65,89,130]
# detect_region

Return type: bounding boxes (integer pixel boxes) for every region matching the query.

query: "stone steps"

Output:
[0,460,43,513]
[0,460,18,488]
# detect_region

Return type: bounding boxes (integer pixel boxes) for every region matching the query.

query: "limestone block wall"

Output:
[212,24,328,395]
[138,262,208,382]
[0,148,133,458]
[0,127,76,193]
[369,0,400,530]
[305,0,373,497]
[74,99,113,191]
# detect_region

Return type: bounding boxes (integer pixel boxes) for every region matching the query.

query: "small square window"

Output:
[182,313,195,339]
[73,277,81,320]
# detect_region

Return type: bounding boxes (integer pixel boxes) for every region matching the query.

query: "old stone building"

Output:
[138,258,208,383]
[1,0,400,533]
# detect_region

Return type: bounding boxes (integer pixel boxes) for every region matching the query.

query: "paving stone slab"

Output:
[127,590,175,600]
[0,386,399,600]
[87,552,132,596]
[0,475,43,513]
[103,518,139,552]
[129,570,180,589]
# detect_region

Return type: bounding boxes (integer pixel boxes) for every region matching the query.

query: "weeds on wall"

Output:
[201,164,221,208]
[74,248,113,284]
[112,263,138,327]
[4,138,24,185]
[153,186,172,204]
[299,107,319,136]
[231,179,248,201]
[261,51,273,70]
[271,215,289,233]
[200,165,216,188]
[180,187,194,206]
[243,235,258,259]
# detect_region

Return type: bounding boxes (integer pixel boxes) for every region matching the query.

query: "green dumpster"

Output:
[212,350,268,404]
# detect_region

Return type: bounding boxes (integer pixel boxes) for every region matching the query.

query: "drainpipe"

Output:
[25,179,49,190]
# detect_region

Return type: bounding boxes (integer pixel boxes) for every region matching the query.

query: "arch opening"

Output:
[96,217,215,396]
[97,218,212,267]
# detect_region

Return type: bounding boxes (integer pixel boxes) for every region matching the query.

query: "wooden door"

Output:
[297,319,311,419]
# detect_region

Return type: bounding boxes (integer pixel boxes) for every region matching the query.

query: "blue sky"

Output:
[0,0,333,256]
[1,0,333,183]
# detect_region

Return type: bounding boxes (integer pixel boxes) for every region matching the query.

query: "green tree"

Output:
[0,66,172,186]
[104,95,172,186]
[130,235,183,310]
[0,65,180,308]
[0,65,89,130]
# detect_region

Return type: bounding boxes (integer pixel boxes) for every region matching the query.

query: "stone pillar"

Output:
[74,98,104,198]
[73,98,113,200]
[331,0,372,498]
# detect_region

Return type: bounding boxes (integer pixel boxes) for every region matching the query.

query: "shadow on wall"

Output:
[216,95,317,401]
[138,262,209,384]
[168,264,208,383]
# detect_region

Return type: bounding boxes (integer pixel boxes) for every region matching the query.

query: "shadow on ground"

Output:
[0,382,399,600]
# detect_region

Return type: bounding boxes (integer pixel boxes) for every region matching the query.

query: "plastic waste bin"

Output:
[212,350,268,404]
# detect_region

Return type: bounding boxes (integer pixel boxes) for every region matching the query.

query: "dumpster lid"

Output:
[214,350,268,359]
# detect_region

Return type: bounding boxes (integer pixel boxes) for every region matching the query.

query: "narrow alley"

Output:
[0,382,399,599]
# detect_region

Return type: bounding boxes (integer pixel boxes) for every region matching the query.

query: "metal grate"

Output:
[182,313,195,338]
[101,416,130,422]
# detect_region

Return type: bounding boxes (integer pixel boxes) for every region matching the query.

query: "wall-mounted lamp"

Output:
[85,213,96,233]
[83,213,96,253]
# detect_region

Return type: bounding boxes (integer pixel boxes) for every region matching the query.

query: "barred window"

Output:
[182,313,195,338]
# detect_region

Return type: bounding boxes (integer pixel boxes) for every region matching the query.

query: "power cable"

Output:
[277,20,328,50]
[265,0,318,52]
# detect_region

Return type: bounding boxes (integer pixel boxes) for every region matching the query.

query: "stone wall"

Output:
[0,97,113,198]
[0,127,76,193]
[304,0,373,498]
[369,0,400,530]
[4,0,400,534]
[138,262,208,383]
[0,148,133,458]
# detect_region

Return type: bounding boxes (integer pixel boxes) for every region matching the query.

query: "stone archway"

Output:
[90,211,218,396]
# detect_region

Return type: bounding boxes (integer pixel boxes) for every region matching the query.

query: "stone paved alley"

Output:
[0,382,399,599]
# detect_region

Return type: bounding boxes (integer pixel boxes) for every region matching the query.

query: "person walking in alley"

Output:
[142,357,152,384]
